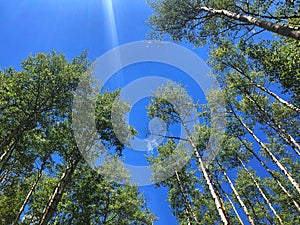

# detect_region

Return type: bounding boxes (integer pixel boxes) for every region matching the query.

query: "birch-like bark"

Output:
[244,197,260,224]
[0,159,19,184]
[174,171,199,224]
[218,185,244,225]
[216,160,255,225]
[197,6,300,40]
[238,158,285,225]
[12,164,44,225]
[230,107,300,194]
[207,169,232,224]
[0,136,21,173]
[224,194,244,225]
[243,93,300,156]
[38,159,79,225]
[0,113,35,153]
[194,147,229,224]
[179,117,230,225]
[223,61,300,113]
[238,137,300,212]
[253,194,275,225]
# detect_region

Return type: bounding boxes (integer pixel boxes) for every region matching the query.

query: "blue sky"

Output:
[0,0,209,224]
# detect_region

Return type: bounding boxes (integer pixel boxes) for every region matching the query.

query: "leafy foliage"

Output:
[0,52,155,225]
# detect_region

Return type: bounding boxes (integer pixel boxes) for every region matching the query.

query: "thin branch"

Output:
[151,133,190,142]
[245,28,266,41]
[235,5,300,20]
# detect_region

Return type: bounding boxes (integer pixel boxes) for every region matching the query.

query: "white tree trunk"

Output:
[231,109,300,194]
[238,137,300,212]
[198,6,300,40]
[38,160,79,225]
[217,160,255,225]
[12,168,44,225]
[174,171,199,224]
[180,118,230,225]
[238,158,285,225]
[244,94,300,156]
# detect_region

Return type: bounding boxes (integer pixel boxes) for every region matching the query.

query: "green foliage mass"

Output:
[0,52,155,225]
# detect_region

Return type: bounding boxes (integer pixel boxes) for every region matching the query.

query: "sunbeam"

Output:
[102,0,124,88]
[104,0,119,47]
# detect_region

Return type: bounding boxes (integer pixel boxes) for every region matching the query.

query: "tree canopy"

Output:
[0,52,155,225]
[146,0,300,224]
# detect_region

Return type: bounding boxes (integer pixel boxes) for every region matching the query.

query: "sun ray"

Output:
[104,0,119,47]
[102,0,124,88]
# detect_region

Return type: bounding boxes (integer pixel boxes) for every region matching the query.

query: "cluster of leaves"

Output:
[0,52,155,224]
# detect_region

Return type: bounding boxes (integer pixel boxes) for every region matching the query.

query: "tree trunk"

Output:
[194,149,229,224]
[244,197,260,224]
[218,185,244,225]
[186,214,191,225]
[12,165,44,225]
[207,169,232,224]
[243,93,300,156]
[198,6,300,40]
[0,123,32,179]
[174,171,199,224]
[216,160,255,225]
[253,194,276,225]
[224,194,244,225]
[238,136,300,213]
[230,107,300,194]
[249,81,300,113]
[0,149,9,163]
[0,137,21,174]
[0,159,19,184]
[38,159,79,225]
[238,158,285,225]
[0,116,33,153]
[224,62,300,113]
[179,118,230,225]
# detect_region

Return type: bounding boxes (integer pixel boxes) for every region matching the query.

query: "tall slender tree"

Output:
[148,82,234,224]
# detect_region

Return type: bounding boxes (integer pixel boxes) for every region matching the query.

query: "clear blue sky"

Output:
[0,0,211,224]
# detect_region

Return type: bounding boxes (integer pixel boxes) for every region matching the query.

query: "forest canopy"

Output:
[1,0,300,224]
[146,0,300,224]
